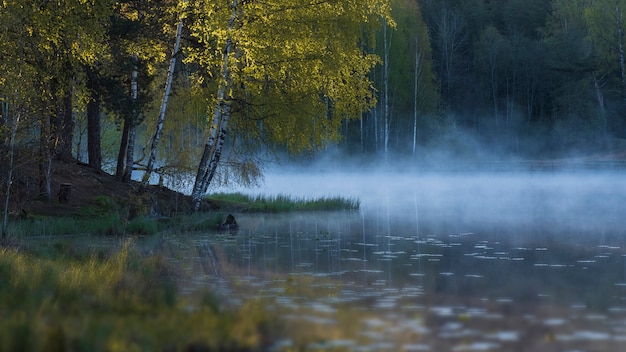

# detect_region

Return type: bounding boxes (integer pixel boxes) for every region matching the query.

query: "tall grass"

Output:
[207,192,360,213]
[0,241,275,351]
[5,193,359,239]
[5,211,228,238]
[6,214,162,237]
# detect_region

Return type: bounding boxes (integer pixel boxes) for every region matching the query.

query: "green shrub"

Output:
[126,216,160,236]
[78,195,122,218]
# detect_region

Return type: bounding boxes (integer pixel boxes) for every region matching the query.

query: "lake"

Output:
[162,171,626,351]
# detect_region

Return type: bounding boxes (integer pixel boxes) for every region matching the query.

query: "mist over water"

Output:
[235,170,626,238]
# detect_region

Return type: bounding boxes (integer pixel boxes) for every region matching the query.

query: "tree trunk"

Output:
[382,19,391,159]
[617,5,626,99]
[413,38,422,156]
[39,115,52,200]
[191,0,238,211]
[116,117,129,178]
[191,103,231,210]
[2,107,19,239]
[1,98,7,126]
[593,72,605,110]
[58,86,74,160]
[142,19,184,187]
[123,121,136,182]
[360,113,364,152]
[123,54,139,182]
[55,59,74,161]
[86,67,102,169]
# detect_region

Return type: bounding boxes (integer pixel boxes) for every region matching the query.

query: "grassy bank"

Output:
[5,193,358,238]
[5,211,227,238]
[206,193,360,213]
[0,241,276,351]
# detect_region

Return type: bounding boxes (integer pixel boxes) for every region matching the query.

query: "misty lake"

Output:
[65,171,626,351]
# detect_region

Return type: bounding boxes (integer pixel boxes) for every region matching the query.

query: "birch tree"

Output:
[108,0,172,181]
[387,0,436,155]
[413,39,422,156]
[142,13,185,187]
[187,0,394,210]
[585,0,626,99]
[382,19,392,159]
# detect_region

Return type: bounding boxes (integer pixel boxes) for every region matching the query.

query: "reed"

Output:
[7,214,167,237]
[207,192,360,212]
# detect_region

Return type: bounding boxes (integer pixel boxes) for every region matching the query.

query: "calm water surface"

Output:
[162,172,626,351]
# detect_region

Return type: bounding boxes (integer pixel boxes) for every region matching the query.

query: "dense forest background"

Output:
[351,0,626,161]
[2,0,626,197]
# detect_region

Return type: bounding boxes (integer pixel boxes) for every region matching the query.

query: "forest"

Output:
[354,0,626,161]
[1,0,625,200]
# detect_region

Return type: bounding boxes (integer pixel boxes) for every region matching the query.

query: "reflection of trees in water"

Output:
[207,211,626,314]
[165,208,626,351]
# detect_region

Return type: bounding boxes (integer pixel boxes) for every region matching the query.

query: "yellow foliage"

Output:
[186,0,394,154]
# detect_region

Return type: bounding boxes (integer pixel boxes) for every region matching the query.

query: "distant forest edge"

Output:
[348,0,626,160]
[2,0,626,201]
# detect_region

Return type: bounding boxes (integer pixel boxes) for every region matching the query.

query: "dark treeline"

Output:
[343,0,626,160]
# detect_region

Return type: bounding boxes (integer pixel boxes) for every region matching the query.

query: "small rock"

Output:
[220,213,239,230]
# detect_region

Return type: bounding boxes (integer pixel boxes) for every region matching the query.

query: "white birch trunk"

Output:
[383,20,391,159]
[373,105,378,151]
[142,19,184,186]
[593,72,605,109]
[360,112,364,152]
[191,0,238,211]
[413,39,422,156]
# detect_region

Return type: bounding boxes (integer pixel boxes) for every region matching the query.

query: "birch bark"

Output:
[191,0,238,211]
[413,39,422,156]
[383,19,391,159]
[142,19,184,187]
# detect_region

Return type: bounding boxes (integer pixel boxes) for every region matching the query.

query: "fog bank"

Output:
[226,170,626,237]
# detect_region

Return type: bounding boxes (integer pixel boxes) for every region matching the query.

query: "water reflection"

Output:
[175,172,626,350]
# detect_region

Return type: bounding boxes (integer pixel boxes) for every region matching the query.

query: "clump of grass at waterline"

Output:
[206,192,360,213]
[0,241,277,351]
